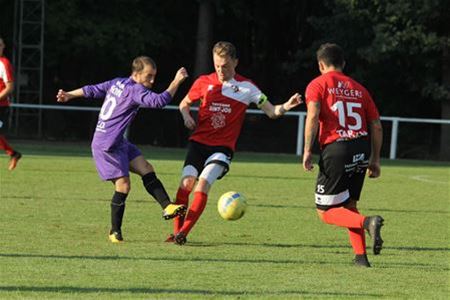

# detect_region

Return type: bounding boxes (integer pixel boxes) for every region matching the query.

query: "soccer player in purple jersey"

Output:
[56,56,188,243]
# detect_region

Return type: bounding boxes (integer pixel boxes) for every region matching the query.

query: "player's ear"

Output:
[318,61,325,73]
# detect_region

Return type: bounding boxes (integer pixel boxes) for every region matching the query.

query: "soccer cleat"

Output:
[174,231,187,246]
[8,151,22,171]
[164,234,175,243]
[162,204,187,220]
[109,230,124,243]
[353,254,371,267]
[364,216,384,255]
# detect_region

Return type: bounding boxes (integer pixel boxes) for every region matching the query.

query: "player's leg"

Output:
[109,176,130,243]
[0,107,21,170]
[173,174,196,234]
[174,153,230,245]
[129,153,186,219]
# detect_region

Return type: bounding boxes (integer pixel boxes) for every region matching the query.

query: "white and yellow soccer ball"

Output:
[217,191,247,220]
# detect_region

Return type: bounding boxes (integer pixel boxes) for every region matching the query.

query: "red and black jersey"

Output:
[305,71,379,146]
[187,72,263,151]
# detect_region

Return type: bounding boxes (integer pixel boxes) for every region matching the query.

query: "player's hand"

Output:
[285,93,303,110]
[302,150,314,171]
[56,89,70,103]
[183,114,196,130]
[174,67,189,85]
[367,161,381,178]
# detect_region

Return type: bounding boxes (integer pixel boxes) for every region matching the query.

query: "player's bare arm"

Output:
[368,119,383,178]
[56,88,85,103]
[260,93,302,119]
[166,67,189,97]
[303,101,320,171]
[179,95,196,130]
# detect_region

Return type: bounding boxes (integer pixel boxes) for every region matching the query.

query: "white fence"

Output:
[10,103,450,159]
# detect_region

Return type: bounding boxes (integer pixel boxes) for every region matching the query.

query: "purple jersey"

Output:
[82,77,172,150]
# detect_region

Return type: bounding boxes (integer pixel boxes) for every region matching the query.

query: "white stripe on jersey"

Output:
[221,79,261,106]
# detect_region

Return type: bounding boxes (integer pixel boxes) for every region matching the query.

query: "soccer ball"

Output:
[217,191,247,220]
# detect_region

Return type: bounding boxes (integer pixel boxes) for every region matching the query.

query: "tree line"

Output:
[1,0,449,159]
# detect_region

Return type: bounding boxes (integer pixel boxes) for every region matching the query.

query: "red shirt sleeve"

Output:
[188,76,208,102]
[305,78,323,104]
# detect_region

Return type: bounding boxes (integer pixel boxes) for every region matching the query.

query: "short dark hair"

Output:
[316,43,345,68]
[213,41,237,59]
[132,56,156,73]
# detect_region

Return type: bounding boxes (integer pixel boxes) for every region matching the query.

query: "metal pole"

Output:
[38,0,45,137]
[390,119,399,159]
[296,114,305,156]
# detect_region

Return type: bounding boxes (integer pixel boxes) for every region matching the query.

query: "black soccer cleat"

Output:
[364,216,384,255]
[174,231,187,246]
[353,254,371,267]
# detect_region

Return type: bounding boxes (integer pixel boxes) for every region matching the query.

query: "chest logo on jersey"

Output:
[209,102,231,129]
[328,81,362,99]
[211,112,226,129]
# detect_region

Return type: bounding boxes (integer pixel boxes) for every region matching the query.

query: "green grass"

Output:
[0,141,449,299]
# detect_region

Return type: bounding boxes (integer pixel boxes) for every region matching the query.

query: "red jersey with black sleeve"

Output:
[305,71,380,147]
[0,56,14,107]
[187,72,264,151]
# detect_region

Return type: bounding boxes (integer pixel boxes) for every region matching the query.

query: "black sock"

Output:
[142,172,171,209]
[111,191,128,233]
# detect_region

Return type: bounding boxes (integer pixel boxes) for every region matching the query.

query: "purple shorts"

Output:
[92,141,142,181]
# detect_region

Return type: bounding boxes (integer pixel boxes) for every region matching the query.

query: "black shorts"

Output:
[183,140,234,179]
[0,107,10,134]
[315,138,370,210]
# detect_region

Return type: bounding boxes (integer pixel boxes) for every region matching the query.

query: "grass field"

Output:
[0,141,449,299]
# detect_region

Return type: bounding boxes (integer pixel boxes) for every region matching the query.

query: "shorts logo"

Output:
[353,153,365,162]
[0,120,3,128]
[316,184,325,194]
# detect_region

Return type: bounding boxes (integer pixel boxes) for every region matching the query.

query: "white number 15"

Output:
[331,101,362,130]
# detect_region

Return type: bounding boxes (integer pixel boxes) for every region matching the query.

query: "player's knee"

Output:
[114,178,131,194]
[180,176,196,191]
[199,163,225,186]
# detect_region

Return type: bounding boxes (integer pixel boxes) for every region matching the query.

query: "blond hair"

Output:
[212,41,237,59]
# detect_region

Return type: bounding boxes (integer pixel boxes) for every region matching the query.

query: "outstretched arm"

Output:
[56,88,85,103]
[179,95,196,130]
[166,67,189,98]
[260,93,302,119]
[303,101,320,171]
[367,119,383,178]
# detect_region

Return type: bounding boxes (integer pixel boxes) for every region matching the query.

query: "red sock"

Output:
[0,136,14,156]
[178,191,208,236]
[173,187,191,233]
[347,207,366,254]
[322,207,365,228]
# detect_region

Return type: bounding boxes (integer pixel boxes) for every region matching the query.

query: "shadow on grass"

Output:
[4,195,448,216]
[0,285,382,297]
[0,252,347,266]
